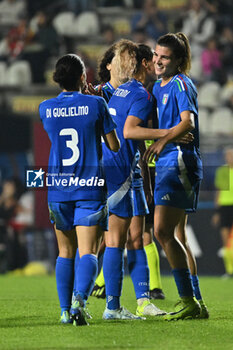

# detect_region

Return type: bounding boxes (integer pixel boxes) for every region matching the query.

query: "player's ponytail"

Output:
[53,54,85,90]
[157,32,191,76]
[175,32,191,75]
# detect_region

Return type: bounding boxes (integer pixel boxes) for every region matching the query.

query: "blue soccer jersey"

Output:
[153,74,202,175]
[39,91,116,202]
[152,73,203,211]
[101,82,115,103]
[103,79,153,195]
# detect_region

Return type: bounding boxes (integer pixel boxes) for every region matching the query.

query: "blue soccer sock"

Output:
[55,256,74,313]
[74,254,98,302]
[73,248,80,296]
[127,249,150,300]
[191,274,202,300]
[103,247,124,310]
[172,268,194,298]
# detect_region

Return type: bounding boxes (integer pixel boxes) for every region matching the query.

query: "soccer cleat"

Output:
[136,299,167,316]
[164,297,201,321]
[150,288,165,300]
[196,300,209,319]
[60,311,72,324]
[103,306,145,320]
[91,284,106,299]
[70,295,89,326]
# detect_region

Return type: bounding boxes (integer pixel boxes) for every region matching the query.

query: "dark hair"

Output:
[157,32,191,75]
[137,43,154,66]
[53,54,85,90]
[134,43,154,74]
[98,44,116,83]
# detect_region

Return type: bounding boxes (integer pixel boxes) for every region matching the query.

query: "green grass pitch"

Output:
[0,275,233,350]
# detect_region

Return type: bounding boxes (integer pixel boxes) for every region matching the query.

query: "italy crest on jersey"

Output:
[162,94,169,105]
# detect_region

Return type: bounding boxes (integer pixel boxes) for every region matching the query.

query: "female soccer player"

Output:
[124,32,208,320]
[39,54,120,325]
[102,40,167,320]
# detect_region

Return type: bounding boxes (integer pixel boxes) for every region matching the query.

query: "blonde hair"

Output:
[113,39,138,84]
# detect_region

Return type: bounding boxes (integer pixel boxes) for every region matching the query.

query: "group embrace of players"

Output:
[39,32,209,326]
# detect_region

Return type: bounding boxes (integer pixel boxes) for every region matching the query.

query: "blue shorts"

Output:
[108,188,134,217]
[132,185,149,216]
[107,174,134,217]
[154,166,201,212]
[48,200,108,231]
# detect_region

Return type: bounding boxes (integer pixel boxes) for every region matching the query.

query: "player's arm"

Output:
[123,115,168,140]
[143,110,195,162]
[102,130,120,153]
[161,110,195,143]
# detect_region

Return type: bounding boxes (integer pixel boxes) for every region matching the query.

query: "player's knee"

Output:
[154,226,173,247]
[59,245,76,259]
[126,235,143,250]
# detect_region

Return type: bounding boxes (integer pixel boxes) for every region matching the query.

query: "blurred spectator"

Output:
[29,11,59,56]
[131,28,156,49]
[219,26,233,77]
[181,0,215,57]
[101,24,116,46]
[0,17,32,62]
[0,0,26,27]
[201,37,224,84]
[212,148,233,277]
[131,0,167,41]
[21,11,60,83]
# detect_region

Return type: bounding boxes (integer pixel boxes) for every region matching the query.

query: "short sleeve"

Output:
[174,79,198,116]
[176,89,195,115]
[128,94,152,124]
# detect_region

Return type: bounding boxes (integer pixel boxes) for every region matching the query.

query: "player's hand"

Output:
[88,83,103,97]
[143,138,167,163]
[175,132,194,144]
[82,82,91,95]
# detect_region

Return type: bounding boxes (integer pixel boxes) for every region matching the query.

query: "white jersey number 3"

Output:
[59,128,79,166]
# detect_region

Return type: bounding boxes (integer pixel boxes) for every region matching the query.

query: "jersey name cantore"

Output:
[114,88,130,98]
[46,106,89,118]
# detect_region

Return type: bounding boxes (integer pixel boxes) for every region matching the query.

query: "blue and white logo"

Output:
[26,168,45,187]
